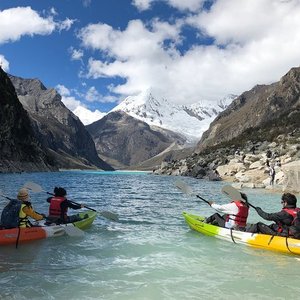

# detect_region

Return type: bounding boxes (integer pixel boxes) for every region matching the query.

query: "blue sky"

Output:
[1,0,300,125]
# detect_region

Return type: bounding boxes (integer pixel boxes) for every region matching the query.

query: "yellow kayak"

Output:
[183,212,300,256]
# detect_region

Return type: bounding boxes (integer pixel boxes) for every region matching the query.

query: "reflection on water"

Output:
[0,171,299,299]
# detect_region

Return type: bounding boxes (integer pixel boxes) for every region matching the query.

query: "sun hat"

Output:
[17,188,30,201]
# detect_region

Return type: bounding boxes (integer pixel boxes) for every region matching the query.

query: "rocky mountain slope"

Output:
[9,74,113,171]
[0,67,53,172]
[199,67,300,149]
[154,67,300,191]
[86,111,187,169]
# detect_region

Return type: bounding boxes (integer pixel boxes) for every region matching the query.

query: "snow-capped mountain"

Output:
[112,91,236,143]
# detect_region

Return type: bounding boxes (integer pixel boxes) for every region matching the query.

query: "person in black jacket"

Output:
[246,193,298,236]
[46,187,87,224]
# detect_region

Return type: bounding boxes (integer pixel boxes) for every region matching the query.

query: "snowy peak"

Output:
[112,92,236,142]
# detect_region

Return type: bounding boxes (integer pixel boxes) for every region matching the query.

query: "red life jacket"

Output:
[49,196,67,220]
[276,207,300,233]
[226,201,249,227]
[283,207,300,224]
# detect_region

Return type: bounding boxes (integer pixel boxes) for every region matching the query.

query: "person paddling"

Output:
[205,193,249,230]
[246,193,299,236]
[46,187,87,224]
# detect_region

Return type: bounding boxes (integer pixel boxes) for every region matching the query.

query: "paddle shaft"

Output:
[196,195,211,205]
[68,200,96,212]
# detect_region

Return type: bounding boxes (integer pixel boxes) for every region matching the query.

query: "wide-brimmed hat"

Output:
[17,188,30,201]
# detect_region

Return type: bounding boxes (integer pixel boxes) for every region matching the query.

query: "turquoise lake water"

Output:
[0,171,299,300]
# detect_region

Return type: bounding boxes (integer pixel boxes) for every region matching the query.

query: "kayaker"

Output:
[17,188,45,228]
[289,210,300,239]
[46,187,87,224]
[246,193,299,236]
[205,193,249,230]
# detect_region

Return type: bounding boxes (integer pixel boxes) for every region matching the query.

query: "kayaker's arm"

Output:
[210,202,238,215]
[255,207,291,223]
[64,199,83,210]
[22,206,45,221]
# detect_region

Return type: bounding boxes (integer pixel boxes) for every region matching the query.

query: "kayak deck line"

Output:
[183,211,300,256]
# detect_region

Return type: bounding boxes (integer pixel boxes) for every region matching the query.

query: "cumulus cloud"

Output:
[0,55,9,71]
[78,0,300,105]
[56,84,71,96]
[167,0,205,12]
[0,7,75,44]
[131,0,204,12]
[70,47,84,61]
[131,0,154,11]
[56,84,106,124]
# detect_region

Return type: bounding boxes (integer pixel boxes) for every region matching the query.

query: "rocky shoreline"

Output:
[154,137,300,193]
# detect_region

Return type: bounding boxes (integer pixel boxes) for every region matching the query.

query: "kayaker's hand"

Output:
[208,201,214,206]
[41,213,46,219]
[80,204,85,208]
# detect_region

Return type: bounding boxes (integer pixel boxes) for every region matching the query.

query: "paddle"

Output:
[0,190,14,201]
[221,185,257,209]
[175,180,211,205]
[24,182,119,222]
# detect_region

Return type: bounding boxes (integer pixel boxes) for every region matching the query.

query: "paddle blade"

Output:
[222,185,242,200]
[23,182,43,193]
[63,225,85,237]
[175,180,193,195]
[99,211,119,222]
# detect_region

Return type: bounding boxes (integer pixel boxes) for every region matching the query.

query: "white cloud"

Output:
[131,0,204,12]
[61,95,81,111]
[82,0,92,8]
[131,0,154,11]
[57,84,106,125]
[86,86,101,102]
[0,55,9,71]
[0,7,75,44]
[78,0,300,105]
[167,0,205,12]
[56,84,71,96]
[70,48,84,61]
[57,18,75,31]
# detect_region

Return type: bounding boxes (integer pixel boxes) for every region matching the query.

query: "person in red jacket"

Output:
[246,193,299,235]
[46,187,86,224]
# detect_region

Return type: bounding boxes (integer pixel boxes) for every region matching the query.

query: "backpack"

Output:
[0,199,21,229]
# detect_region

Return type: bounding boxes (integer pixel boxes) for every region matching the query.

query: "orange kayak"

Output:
[0,210,97,245]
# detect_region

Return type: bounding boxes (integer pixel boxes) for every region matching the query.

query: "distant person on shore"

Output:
[266,149,272,158]
[250,146,256,155]
[246,193,299,236]
[46,187,86,224]
[269,165,276,186]
[205,193,249,230]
